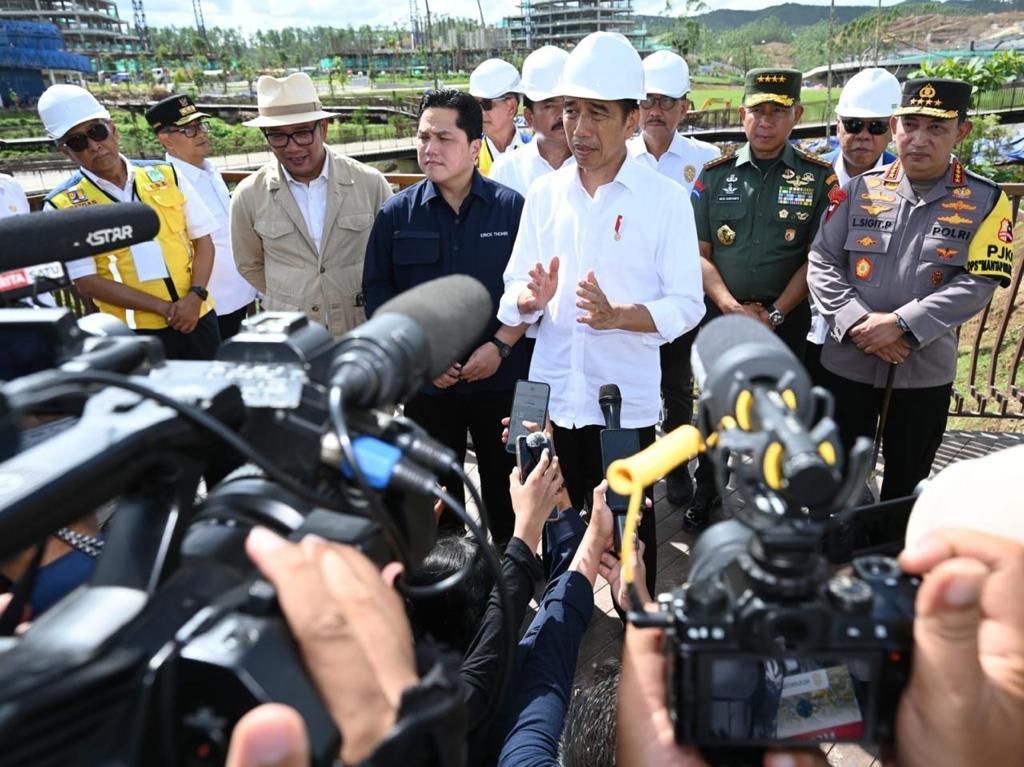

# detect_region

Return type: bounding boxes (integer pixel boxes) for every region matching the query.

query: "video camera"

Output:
[607,315,919,765]
[0,230,504,767]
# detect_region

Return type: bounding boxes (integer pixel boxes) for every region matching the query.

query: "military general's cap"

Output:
[743,68,802,108]
[895,78,972,120]
[145,94,210,131]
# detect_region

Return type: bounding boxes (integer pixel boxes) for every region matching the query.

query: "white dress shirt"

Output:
[627,131,720,192]
[60,155,217,280]
[0,174,29,218]
[282,156,330,253]
[499,154,705,429]
[489,139,576,197]
[483,128,528,164]
[165,153,257,314]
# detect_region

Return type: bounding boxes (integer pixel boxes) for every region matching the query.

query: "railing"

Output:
[951,184,1023,420]
[21,172,1024,420]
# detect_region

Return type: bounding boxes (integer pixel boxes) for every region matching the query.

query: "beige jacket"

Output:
[231,148,393,336]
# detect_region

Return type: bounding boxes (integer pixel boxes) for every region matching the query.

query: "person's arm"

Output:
[771,261,809,316]
[361,204,397,318]
[460,322,529,382]
[168,233,215,333]
[74,274,171,319]
[230,187,267,294]
[499,191,549,327]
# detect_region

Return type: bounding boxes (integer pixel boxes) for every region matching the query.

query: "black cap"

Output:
[895,78,972,120]
[145,94,211,131]
[743,68,802,108]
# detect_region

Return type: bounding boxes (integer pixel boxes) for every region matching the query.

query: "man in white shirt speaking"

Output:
[146,94,257,339]
[489,46,574,196]
[499,32,705,596]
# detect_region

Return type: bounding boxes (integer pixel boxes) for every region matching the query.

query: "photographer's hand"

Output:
[509,448,563,551]
[617,624,830,767]
[226,704,309,767]
[892,529,1024,767]
[245,528,419,765]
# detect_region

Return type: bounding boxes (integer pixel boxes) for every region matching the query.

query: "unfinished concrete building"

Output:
[0,0,144,57]
[504,0,646,50]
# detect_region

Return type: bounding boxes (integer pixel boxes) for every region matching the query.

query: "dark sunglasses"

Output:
[263,125,319,148]
[476,95,511,112]
[841,118,889,136]
[62,121,111,152]
[161,121,209,139]
[639,95,681,110]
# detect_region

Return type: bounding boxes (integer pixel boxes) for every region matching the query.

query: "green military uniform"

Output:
[685,67,839,531]
[691,68,838,353]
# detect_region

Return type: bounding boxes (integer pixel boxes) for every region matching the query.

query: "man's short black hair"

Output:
[523,95,534,111]
[418,89,483,142]
[560,659,620,767]
[616,99,639,120]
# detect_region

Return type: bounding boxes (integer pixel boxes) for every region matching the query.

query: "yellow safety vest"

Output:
[47,162,211,330]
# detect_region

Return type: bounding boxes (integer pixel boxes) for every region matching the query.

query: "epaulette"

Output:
[795,148,834,170]
[963,165,1000,192]
[44,171,84,202]
[703,154,733,171]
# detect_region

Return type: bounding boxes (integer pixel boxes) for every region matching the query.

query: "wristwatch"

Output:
[766,304,785,328]
[189,285,209,301]
[894,313,911,334]
[488,336,512,359]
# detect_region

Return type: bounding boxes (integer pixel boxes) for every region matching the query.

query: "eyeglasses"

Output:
[841,118,889,136]
[263,125,319,148]
[162,121,209,138]
[639,95,681,110]
[62,121,111,152]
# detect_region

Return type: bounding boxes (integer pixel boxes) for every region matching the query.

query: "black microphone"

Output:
[598,383,622,430]
[329,274,492,409]
[0,203,161,271]
[692,315,836,506]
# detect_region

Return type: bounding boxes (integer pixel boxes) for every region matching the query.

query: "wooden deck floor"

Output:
[464,428,1024,765]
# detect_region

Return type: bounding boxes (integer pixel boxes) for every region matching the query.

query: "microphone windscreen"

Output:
[375,274,492,378]
[598,383,622,401]
[0,203,161,271]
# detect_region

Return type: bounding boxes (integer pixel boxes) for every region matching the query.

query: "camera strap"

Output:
[0,542,45,635]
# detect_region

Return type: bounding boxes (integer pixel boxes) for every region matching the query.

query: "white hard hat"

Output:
[469,59,522,99]
[836,68,901,118]
[38,84,111,140]
[643,50,691,98]
[558,32,644,102]
[521,46,570,102]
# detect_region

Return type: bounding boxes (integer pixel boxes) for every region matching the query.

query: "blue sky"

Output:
[117,0,908,34]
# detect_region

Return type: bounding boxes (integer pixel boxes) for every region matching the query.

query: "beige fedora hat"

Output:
[243,72,335,128]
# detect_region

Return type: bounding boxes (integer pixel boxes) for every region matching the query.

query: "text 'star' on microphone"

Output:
[0,202,161,271]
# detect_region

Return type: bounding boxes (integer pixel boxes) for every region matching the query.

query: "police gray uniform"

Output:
[808,156,1013,498]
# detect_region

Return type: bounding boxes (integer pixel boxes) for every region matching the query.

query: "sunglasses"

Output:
[263,125,319,148]
[162,121,209,138]
[476,95,511,112]
[62,121,111,152]
[841,118,889,136]
[639,95,681,110]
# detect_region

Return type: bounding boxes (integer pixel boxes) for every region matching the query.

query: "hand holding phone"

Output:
[506,380,551,454]
[516,431,552,482]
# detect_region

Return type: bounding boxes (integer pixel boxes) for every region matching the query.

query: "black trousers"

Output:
[694,299,812,494]
[404,390,516,546]
[136,311,221,361]
[818,368,952,501]
[216,306,250,340]
[660,328,698,481]
[552,423,658,598]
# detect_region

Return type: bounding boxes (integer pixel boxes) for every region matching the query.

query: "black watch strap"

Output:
[189,285,209,301]
[488,336,512,359]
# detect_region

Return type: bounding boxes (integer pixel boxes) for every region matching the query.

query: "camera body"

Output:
[666,522,918,750]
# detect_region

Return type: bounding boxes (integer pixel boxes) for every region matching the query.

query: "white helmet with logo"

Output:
[38,84,111,140]
[836,68,901,118]
[643,50,691,98]
[558,32,644,101]
[521,46,570,102]
[469,59,523,99]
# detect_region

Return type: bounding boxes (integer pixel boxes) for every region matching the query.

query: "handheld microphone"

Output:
[0,203,161,271]
[328,275,492,409]
[598,383,622,430]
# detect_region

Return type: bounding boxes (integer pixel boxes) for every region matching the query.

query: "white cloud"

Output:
[118,0,910,34]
